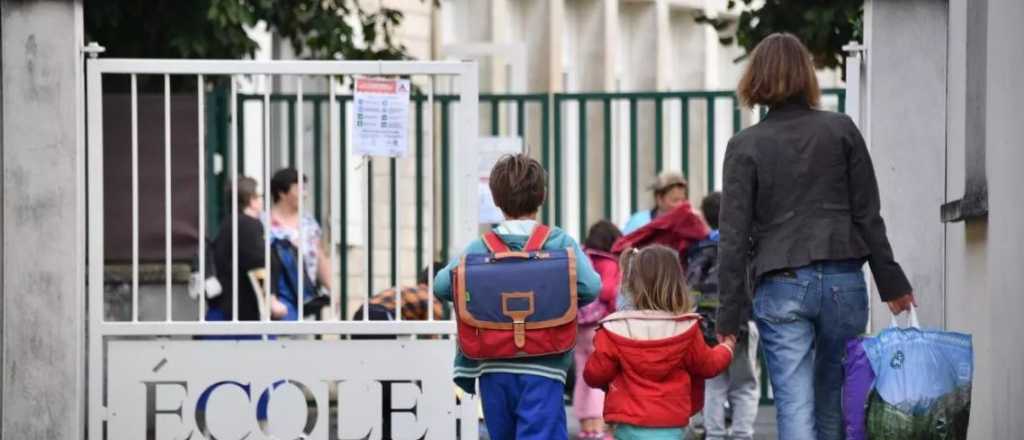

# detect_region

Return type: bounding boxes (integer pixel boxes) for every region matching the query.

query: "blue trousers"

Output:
[479,373,568,440]
[754,260,868,440]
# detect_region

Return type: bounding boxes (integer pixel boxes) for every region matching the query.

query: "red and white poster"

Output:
[353,77,411,157]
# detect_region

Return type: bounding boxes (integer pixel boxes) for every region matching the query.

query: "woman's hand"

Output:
[886,292,917,315]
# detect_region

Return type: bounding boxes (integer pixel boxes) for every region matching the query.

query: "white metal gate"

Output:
[86,58,480,439]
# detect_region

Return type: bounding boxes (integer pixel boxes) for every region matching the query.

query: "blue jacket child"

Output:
[433,154,601,440]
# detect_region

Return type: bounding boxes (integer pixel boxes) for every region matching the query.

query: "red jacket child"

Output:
[583,310,734,428]
[612,201,709,259]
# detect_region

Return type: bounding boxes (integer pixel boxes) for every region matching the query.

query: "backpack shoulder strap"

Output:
[524,224,552,252]
[482,231,511,253]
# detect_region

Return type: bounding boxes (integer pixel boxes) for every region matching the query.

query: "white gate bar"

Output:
[459,393,480,439]
[131,74,139,322]
[164,74,173,322]
[451,65,480,256]
[86,55,107,440]
[96,320,456,336]
[297,76,305,321]
[845,52,863,128]
[363,155,371,321]
[230,76,239,321]
[393,154,401,319]
[263,77,272,322]
[198,74,206,322]
[328,77,340,321]
[91,59,469,76]
[426,77,436,321]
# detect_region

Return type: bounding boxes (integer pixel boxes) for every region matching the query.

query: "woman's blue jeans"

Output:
[754,259,868,440]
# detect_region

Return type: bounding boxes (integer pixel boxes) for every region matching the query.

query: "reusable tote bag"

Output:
[862,308,973,439]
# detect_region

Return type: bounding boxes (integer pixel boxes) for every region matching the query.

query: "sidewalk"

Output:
[478,405,779,439]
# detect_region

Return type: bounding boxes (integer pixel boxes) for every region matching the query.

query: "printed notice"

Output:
[353,77,411,157]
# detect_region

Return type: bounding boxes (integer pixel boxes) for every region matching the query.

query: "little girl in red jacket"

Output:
[584,244,736,440]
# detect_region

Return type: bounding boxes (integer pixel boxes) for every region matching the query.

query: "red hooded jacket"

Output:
[583,311,733,428]
[612,201,710,258]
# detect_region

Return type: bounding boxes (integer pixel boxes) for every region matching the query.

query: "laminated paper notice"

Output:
[353,78,411,157]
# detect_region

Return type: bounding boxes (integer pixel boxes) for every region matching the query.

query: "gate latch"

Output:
[81,42,106,58]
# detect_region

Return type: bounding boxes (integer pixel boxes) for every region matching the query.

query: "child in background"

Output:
[576,220,624,439]
[584,245,735,440]
[433,154,602,440]
[692,192,761,440]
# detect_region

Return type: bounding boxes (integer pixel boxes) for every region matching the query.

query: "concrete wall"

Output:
[868,0,1024,437]
[943,0,995,436]
[0,1,86,438]
[864,0,948,331]
[982,0,1024,435]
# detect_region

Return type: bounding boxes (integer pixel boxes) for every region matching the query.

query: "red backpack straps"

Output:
[482,231,511,253]
[484,224,551,253]
[524,224,552,252]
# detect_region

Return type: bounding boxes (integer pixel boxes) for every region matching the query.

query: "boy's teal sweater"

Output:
[434,223,602,393]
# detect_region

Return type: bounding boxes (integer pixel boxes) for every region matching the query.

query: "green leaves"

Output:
[85,0,425,62]
[696,0,863,70]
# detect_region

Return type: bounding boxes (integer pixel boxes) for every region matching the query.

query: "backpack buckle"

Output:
[501,292,535,349]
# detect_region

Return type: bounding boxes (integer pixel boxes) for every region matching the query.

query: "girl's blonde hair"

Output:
[619,245,691,314]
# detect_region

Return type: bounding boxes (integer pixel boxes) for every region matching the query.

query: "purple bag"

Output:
[843,337,875,440]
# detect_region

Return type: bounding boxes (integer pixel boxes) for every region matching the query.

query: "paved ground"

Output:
[478,405,779,439]
[752,405,778,439]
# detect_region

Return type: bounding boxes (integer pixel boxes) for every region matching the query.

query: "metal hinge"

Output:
[81,42,106,58]
[843,42,866,56]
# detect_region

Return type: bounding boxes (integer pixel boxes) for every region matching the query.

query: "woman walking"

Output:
[716,33,916,440]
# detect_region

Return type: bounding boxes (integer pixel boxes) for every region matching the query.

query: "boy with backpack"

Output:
[433,154,602,440]
[688,192,761,440]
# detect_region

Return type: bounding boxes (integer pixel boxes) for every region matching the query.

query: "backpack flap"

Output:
[454,248,579,359]
[457,249,577,330]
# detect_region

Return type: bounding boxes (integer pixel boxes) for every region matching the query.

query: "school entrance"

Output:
[85,57,482,439]
[85,53,853,438]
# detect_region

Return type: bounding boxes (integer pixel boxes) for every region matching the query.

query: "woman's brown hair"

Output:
[619,245,691,314]
[737,33,821,109]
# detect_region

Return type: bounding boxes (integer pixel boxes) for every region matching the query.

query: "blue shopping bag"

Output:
[862,308,973,439]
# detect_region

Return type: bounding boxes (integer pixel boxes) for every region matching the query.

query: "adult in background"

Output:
[269,168,335,318]
[621,171,689,235]
[209,177,286,323]
[716,33,916,440]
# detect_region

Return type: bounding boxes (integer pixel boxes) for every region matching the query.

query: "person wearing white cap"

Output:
[621,171,689,235]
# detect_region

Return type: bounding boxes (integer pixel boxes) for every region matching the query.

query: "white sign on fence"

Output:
[478,136,523,224]
[353,78,411,157]
[107,339,458,440]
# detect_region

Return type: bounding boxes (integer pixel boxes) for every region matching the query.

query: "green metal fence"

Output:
[552,90,846,237]
[211,87,845,323]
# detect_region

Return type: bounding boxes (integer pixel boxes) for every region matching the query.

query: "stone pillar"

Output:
[943,0,993,436]
[563,0,619,236]
[864,0,947,330]
[982,0,1024,436]
[1,1,87,438]
[618,1,659,225]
